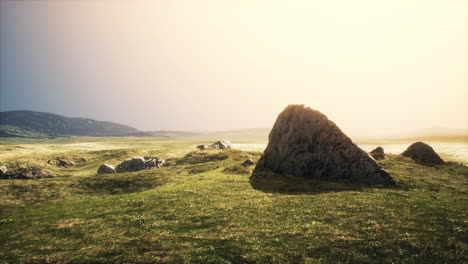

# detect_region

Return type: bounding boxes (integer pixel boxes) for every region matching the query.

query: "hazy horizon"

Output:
[1,0,467,138]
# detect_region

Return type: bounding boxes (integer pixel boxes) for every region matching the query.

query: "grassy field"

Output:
[0,137,467,263]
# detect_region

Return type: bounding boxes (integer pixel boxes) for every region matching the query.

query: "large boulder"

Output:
[401,142,444,165]
[370,147,385,160]
[197,140,232,150]
[115,157,146,173]
[97,164,116,174]
[254,105,395,186]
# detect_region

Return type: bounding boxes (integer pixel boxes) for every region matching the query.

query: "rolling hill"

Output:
[0,110,140,138]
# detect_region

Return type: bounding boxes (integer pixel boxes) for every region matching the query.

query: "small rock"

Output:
[97,164,116,174]
[0,166,8,178]
[143,156,165,169]
[242,159,255,166]
[370,147,385,160]
[196,140,232,150]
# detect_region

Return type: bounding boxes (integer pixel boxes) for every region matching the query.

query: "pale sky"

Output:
[1,0,467,137]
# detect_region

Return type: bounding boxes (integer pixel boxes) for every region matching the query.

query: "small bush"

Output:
[223,164,253,175]
[187,163,220,174]
[176,150,229,165]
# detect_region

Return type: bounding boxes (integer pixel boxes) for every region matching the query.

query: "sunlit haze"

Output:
[1,0,467,138]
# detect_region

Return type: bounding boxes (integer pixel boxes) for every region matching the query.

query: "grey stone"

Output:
[97,164,116,174]
[197,141,232,150]
[115,157,146,173]
[401,142,444,165]
[370,147,385,160]
[254,105,395,186]
[143,156,165,169]
[0,166,8,178]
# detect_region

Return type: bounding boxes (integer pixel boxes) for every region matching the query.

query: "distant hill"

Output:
[0,110,140,138]
[190,128,271,141]
[380,127,468,142]
[127,130,202,138]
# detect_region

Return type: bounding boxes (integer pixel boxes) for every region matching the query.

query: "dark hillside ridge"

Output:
[0,110,140,138]
[127,130,202,138]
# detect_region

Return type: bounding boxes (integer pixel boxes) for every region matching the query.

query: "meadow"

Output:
[0,137,467,263]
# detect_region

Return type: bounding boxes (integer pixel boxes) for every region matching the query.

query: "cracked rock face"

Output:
[255,105,395,186]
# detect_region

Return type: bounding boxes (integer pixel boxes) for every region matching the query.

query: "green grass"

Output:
[0,137,467,263]
[0,125,52,139]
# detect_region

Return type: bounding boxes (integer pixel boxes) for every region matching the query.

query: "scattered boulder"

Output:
[254,105,395,186]
[143,156,166,169]
[370,147,385,160]
[242,159,255,167]
[0,166,8,177]
[47,157,87,167]
[196,145,210,150]
[113,156,166,173]
[97,164,116,174]
[196,140,232,150]
[0,163,55,179]
[115,157,146,173]
[401,142,445,165]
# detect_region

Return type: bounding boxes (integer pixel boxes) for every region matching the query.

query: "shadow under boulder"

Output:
[250,169,364,194]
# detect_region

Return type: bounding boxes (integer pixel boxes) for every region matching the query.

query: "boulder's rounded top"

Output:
[402,142,444,165]
[255,105,395,186]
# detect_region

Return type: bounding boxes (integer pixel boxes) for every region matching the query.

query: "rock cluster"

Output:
[370,147,385,160]
[401,142,444,165]
[197,140,232,150]
[0,164,55,179]
[254,105,395,186]
[98,156,165,174]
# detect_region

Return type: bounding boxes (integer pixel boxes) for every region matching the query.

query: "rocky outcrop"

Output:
[115,157,146,173]
[370,147,385,160]
[242,159,255,167]
[0,164,55,179]
[254,105,395,186]
[47,157,87,167]
[143,156,166,169]
[401,142,445,165]
[97,164,116,174]
[197,140,232,150]
[102,156,166,174]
